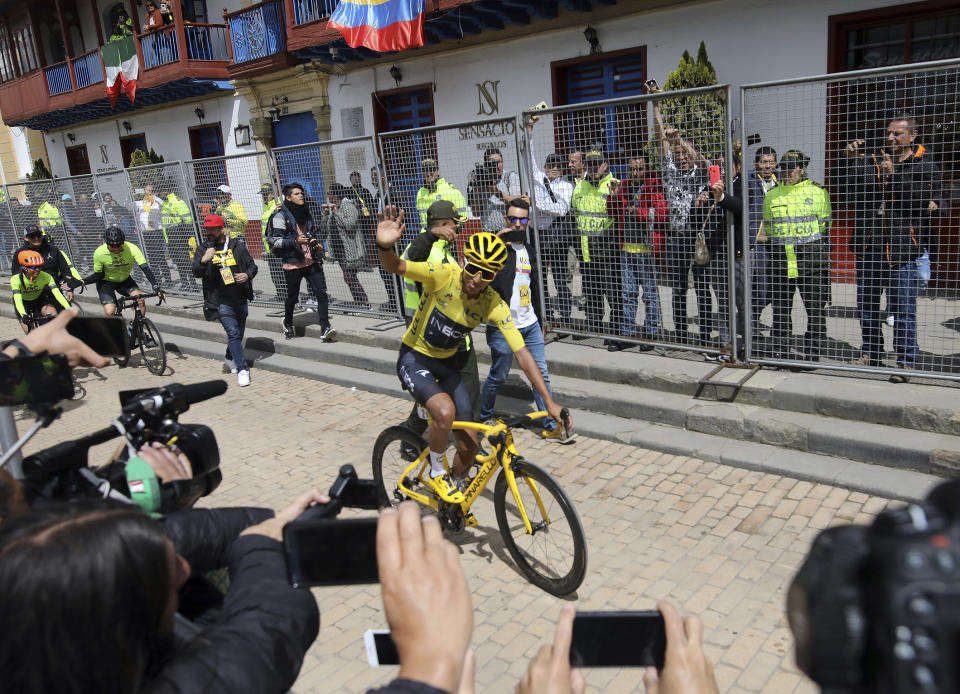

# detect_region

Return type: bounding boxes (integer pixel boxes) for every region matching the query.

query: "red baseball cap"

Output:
[203,214,225,228]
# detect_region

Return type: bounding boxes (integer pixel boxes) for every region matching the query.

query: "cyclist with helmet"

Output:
[72,226,161,317]
[377,206,571,503]
[11,224,83,305]
[10,249,71,333]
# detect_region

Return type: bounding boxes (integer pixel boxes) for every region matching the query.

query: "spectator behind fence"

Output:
[690,156,732,357]
[366,169,403,313]
[159,183,197,292]
[143,0,164,32]
[347,170,377,265]
[567,149,585,184]
[214,185,248,240]
[758,150,831,362]
[608,154,667,351]
[37,187,67,252]
[415,158,467,234]
[467,157,506,233]
[845,114,943,383]
[572,148,621,340]
[526,119,575,327]
[322,184,369,307]
[74,192,101,272]
[136,183,172,286]
[110,8,134,40]
[266,182,336,342]
[653,95,711,345]
[0,196,14,273]
[0,489,326,694]
[58,194,83,254]
[258,184,288,303]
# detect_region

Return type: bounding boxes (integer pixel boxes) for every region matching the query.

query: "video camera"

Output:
[19,381,225,514]
[788,478,960,694]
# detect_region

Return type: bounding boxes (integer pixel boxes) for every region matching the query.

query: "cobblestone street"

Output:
[15,351,896,694]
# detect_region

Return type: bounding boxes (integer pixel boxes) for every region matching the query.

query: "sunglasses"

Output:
[463,263,496,282]
[24,233,42,239]
[507,216,529,225]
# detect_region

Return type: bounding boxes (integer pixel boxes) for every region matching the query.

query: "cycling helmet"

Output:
[17,249,44,268]
[104,226,125,245]
[463,232,508,271]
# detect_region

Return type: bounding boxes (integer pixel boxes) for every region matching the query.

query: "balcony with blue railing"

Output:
[72,49,104,89]
[140,27,181,69]
[226,0,286,64]
[292,0,337,25]
[44,61,72,96]
[185,24,230,61]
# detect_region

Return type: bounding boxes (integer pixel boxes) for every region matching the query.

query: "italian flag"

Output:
[101,36,138,108]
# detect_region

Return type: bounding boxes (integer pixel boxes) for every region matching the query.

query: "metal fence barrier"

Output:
[520,86,734,359]
[741,58,960,382]
[126,161,202,297]
[272,135,402,320]
[182,150,279,304]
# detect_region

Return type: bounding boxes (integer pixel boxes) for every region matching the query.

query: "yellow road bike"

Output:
[372,409,587,596]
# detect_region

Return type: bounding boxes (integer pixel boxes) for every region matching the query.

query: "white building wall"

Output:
[44,90,254,177]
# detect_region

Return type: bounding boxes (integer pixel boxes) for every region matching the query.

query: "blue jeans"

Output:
[620,251,660,337]
[218,302,248,372]
[480,321,556,430]
[888,262,919,366]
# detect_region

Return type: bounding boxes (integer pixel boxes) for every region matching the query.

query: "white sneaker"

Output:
[320,324,336,342]
[237,370,250,387]
[886,314,895,326]
[224,359,238,374]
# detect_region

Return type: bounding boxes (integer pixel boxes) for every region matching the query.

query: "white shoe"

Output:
[237,370,250,387]
[886,314,895,326]
[225,359,238,374]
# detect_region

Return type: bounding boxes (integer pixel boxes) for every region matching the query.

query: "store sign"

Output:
[476,80,500,115]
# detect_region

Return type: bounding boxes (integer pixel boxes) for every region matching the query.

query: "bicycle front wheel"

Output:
[494,459,587,596]
[372,426,428,508]
[138,317,167,375]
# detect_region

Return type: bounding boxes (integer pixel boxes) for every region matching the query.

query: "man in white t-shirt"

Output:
[479,198,569,442]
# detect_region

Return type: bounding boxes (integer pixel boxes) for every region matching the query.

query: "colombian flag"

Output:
[327,0,425,53]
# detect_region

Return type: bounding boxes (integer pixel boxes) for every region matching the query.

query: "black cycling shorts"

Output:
[17,288,58,323]
[397,344,472,421]
[97,277,141,305]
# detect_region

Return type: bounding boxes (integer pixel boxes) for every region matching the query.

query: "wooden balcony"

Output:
[0,22,231,130]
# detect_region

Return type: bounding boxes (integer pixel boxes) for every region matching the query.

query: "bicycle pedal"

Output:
[465,513,477,528]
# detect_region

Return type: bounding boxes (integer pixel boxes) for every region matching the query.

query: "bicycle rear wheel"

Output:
[494,459,587,596]
[138,317,167,375]
[372,426,428,508]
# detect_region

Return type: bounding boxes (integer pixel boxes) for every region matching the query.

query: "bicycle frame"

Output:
[394,413,553,535]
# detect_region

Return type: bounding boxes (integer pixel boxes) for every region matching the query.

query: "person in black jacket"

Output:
[844,114,943,381]
[12,223,83,303]
[193,214,258,387]
[0,489,325,694]
[479,199,566,441]
[265,182,335,342]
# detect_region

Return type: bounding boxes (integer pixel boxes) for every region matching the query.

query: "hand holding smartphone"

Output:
[283,516,379,588]
[570,611,666,668]
[65,316,128,356]
[708,164,722,189]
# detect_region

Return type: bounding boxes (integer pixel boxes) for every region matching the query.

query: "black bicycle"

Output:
[114,291,167,375]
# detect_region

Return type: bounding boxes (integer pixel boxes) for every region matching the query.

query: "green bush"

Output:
[26,158,52,181]
[658,41,726,163]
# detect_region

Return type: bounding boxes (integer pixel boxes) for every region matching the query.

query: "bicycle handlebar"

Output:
[115,291,165,308]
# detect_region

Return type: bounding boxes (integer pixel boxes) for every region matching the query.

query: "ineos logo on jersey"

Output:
[423,308,469,350]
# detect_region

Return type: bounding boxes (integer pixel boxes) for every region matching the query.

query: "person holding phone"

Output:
[193,214,258,387]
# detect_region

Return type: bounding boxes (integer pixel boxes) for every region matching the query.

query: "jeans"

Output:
[620,251,660,337]
[218,302,248,372]
[480,321,556,430]
[888,262,919,366]
[855,253,884,361]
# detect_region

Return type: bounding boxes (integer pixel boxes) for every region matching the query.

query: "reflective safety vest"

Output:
[571,173,617,262]
[761,178,832,279]
[216,200,248,239]
[161,193,192,243]
[260,198,278,254]
[37,202,62,230]
[415,178,466,231]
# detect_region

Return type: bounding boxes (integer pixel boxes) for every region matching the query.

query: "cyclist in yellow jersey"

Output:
[377,206,571,503]
[10,250,71,333]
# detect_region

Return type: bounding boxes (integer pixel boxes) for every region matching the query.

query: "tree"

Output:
[128,148,166,191]
[658,41,726,162]
[26,158,53,181]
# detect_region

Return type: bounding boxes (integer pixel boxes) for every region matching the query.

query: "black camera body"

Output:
[789,479,960,694]
[473,160,500,192]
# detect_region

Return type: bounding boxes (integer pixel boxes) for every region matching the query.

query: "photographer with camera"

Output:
[0,487,328,694]
[321,184,370,308]
[265,182,336,342]
[193,214,258,387]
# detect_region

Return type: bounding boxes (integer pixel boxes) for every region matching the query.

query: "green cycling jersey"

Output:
[92,242,149,283]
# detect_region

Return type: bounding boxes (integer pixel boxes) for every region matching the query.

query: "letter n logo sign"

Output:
[476,80,500,116]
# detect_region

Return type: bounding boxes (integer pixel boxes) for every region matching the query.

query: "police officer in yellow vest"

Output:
[37,193,66,252]
[214,185,248,240]
[258,184,287,302]
[571,148,621,337]
[398,200,482,434]
[414,158,466,236]
[160,185,196,291]
[758,149,832,361]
